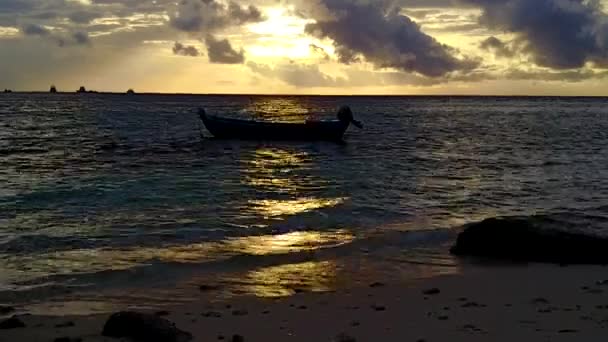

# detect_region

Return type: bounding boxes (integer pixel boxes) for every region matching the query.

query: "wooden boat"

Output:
[198,106,362,141]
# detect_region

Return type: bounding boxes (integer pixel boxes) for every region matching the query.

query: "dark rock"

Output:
[423,288,440,295]
[450,217,608,263]
[231,309,248,316]
[102,311,192,342]
[597,280,608,286]
[334,333,356,342]
[262,310,270,314]
[0,316,25,329]
[155,311,170,316]
[297,305,307,310]
[55,321,75,328]
[369,282,385,288]
[461,302,486,308]
[231,334,244,342]
[437,315,449,321]
[371,305,386,311]
[350,320,360,327]
[202,311,222,318]
[558,329,579,333]
[531,297,550,305]
[0,306,15,315]
[54,337,82,342]
[218,335,225,340]
[463,324,483,332]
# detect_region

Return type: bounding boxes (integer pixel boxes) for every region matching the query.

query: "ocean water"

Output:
[1,94,608,312]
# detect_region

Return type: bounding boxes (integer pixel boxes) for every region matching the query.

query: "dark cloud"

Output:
[173,41,201,57]
[465,0,608,69]
[22,24,50,36]
[304,0,479,77]
[480,36,516,58]
[21,23,91,47]
[170,0,264,33]
[227,1,263,24]
[0,0,37,13]
[205,34,245,64]
[72,31,90,45]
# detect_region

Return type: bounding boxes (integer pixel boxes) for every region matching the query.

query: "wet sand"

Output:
[2,263,608,342]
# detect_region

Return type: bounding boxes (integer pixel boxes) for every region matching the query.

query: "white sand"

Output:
[2,263,608,342]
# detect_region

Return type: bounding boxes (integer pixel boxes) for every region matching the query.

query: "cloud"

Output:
[480,36,516,58]
[248,61,346,87]
[170,0,264,33]
[72,31,90,45]
[173,41,201,56]
[21,23,91,47]
[465,0,608,69]
[303,0,479,77]
[68,10,103,24]
[505,68,608,82]
[309,44,330,61]
[205,34,245,64]
[22,23,50,36]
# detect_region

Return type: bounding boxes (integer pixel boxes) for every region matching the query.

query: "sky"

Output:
[1,0,608,95]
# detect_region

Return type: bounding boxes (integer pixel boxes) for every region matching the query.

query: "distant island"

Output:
[77,86,98,94]
[126,89,135,95]
[3,89,12,93]
[50,85,57,93]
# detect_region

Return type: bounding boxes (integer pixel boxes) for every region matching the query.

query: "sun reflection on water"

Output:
[241,146,347,219]
[1,230,354,284]
[249,197,347,218]
[235,261,337,297]
[242,97,312,122]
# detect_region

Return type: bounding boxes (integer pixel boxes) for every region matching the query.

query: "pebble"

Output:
[423,288,440,295]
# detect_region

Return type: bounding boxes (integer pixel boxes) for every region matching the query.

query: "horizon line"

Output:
[2,91,608,98]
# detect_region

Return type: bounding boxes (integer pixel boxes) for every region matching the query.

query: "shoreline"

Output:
[2,262,608,341]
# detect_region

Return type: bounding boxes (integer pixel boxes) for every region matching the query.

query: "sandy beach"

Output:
[2,262,608,342]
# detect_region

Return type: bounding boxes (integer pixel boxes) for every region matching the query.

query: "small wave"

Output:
[0,147,50,156]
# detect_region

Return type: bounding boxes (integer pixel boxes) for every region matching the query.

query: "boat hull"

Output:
[201,114,351,141]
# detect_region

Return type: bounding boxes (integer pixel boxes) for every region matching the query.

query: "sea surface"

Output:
[1,94,608,314]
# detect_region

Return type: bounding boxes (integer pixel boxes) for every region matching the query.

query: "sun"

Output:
[245,7,322,60]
